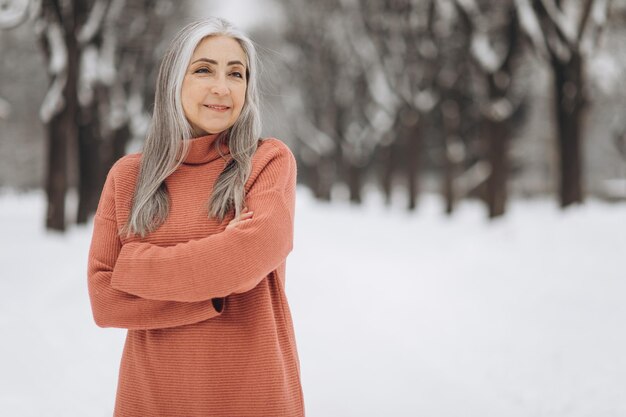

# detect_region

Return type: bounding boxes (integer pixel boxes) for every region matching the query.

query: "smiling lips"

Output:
[204,104,230,112]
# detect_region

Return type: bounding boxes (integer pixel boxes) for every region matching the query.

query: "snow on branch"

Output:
[296,116,337,158]
[482,97,514,122]
[98,28,116,85]
[539,0,579,47]
[79,45,98,106]
[514,0,549,58]
[455,0,507,73]
[364,103,394,138]
[46,19,67,75]
[470,32,505,73]
[455,160,491,197]
[337,1,401,117]
[40,72,66,123]
[580,0,610,55]
[77,0,109,45]
[38,12,68,123]
[413,88,439,113]
[591,0,609,27]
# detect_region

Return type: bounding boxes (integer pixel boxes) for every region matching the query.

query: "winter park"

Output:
[1,1,625,417]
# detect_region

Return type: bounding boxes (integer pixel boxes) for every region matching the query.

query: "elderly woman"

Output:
[87,17,304,416]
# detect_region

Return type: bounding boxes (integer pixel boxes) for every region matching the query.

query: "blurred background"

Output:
[0,0,624,416]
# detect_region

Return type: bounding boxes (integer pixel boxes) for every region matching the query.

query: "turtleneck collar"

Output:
[181,132,231,165]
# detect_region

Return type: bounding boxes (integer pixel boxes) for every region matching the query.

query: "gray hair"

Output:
[120,17,262,238]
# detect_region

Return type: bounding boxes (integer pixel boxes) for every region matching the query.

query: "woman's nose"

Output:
[210,77,229,96]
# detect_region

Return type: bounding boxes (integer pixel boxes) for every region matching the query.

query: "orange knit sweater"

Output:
[87,133,304,416]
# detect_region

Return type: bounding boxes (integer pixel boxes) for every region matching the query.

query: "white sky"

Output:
[192,0,285,31]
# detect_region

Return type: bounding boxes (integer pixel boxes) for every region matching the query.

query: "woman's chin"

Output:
[198,125,229,136]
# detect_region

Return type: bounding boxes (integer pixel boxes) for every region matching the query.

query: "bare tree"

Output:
[358,0,439,209]
[280,0,341,200]
[276,0,614,214]
[1,0,180,230]
[38,0,94,230]
[456,0,525,218]
[75,0,178,224]
[430,0,475,215]
[515,0,611,207]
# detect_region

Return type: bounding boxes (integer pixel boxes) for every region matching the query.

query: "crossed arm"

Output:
[87,214,225,330]
[86,142,296,329]
[110,187,294,302]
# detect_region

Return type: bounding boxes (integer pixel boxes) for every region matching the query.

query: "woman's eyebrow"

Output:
[191,58,246,67]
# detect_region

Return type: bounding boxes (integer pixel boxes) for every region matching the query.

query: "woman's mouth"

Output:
[204,104,230,112]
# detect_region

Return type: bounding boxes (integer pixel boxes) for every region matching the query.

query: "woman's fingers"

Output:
[225,210,253,230]
[233,212,253,222]
[233,211,253,221]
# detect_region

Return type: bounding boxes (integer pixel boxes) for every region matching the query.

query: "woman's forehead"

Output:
[191,35,247,65]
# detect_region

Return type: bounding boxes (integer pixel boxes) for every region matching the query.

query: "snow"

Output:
[336,1,402,114]
[454,160,491,196]
[78,46,98,107]
[413,88,438,113]
[39,73,66,123]
[365,105,395,135]
[580,0,611,56]
[76,0,108,45]
[540,0,578,46]
[0,186,624,417]
[0,96,11,119]
[456,0,506,73]
[39,21,68,123]
[591,0,609,27]
[588,51,624,95]
[600,178,626,198]
[46,21,67,75]
[0,0,29,29]
[514,0,549,58]
[485,97,514,121]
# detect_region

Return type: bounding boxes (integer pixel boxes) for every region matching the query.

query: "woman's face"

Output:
[181,35,247,136]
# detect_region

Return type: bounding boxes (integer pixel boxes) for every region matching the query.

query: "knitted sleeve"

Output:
[109,142,297,303]
[87,159,225,330]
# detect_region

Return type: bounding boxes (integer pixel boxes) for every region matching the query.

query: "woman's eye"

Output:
[231,71,243,78]
[194,67,211,74]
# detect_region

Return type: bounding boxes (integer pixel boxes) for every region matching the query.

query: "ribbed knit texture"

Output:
[87,133,304,417]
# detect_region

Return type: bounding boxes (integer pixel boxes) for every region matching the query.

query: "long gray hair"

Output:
[120,17,262,238]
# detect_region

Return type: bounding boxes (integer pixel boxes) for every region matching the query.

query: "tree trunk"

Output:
[313,156,333,201]
[44,1,83,230]
[347,162,362,204]
[442,133,455,215]
[406,122,421,210]
[45,114,68,231]
[380,144,394,206]
[110,123,131,165]
[441,99,461,215]
[45,26,79,230]
[553,52,585,207]
[485,117,509,218]
[76,102,101,224]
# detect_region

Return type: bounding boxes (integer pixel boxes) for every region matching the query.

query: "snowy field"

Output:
[0,186,624,417]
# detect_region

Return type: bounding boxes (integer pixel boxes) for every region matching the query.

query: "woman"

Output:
[87,17,305,416]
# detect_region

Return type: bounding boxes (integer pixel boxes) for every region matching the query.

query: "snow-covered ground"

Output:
[0,186,624,417]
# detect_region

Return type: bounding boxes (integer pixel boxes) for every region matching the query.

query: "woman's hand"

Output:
[225,207,253,230]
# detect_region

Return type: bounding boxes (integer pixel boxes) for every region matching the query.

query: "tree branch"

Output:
[576,0,595,45]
